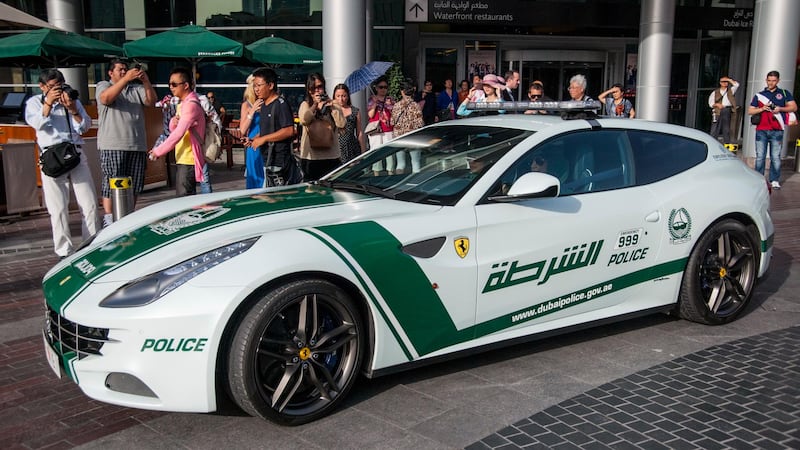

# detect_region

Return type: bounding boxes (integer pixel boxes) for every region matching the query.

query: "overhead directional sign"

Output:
[406,0,428,22]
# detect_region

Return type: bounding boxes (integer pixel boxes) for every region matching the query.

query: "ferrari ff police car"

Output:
[42,101,773,425]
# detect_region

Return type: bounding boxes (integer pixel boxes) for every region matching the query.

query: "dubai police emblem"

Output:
[454,237,470,258]
[668,207,692,243]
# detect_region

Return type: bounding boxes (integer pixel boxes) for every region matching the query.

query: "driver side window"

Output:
[500,130,632,196]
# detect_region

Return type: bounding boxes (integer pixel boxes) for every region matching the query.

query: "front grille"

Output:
[45,307,111,359]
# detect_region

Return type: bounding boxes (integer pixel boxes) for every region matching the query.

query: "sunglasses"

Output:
[376,85,388,89]
[168,81,186,87]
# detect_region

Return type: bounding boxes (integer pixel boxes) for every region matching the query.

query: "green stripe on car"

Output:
[315,222,688,357]
[44,186,371,313]
[762,234,774,253]
[315,222,470,356]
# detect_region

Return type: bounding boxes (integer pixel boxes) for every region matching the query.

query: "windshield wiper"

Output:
[319,180,398,199]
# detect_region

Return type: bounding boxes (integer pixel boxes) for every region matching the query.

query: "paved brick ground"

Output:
[468,326,800,450]
[1,152,798,449]
[0,160,243,450]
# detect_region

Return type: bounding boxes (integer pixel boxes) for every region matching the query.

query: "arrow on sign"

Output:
[409,3,424,18]
[110,177,131,189]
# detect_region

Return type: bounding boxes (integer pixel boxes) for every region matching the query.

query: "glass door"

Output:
[504,50,607,101]
[519,62,604,101]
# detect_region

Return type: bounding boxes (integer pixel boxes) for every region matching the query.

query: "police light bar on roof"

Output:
[466,100,602,113]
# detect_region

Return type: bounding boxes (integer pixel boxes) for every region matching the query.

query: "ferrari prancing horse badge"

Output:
[454,237,469,258]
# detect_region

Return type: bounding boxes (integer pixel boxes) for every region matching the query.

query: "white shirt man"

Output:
[708,76,739,144]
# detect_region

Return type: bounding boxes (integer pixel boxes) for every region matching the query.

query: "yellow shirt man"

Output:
[175,103,195,166]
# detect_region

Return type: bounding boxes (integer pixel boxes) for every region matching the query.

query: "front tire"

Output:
[227,279,363,425]
[678,219,757,325]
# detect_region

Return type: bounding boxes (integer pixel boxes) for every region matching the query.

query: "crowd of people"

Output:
[23,61,796,258]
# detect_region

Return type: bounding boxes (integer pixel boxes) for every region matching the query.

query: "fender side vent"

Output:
[402,237,446,258]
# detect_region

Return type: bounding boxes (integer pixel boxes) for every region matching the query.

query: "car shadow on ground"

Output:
[343,312,680,408]
[202,248,788,424]
[749,246,791,311]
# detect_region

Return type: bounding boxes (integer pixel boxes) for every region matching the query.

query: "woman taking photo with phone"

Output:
[298,73,345,181]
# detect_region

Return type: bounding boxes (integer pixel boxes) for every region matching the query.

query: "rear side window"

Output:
[628,130,707,185]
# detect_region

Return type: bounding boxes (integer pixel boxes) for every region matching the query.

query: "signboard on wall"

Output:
[405,1,753,31]
[428,1,515,25]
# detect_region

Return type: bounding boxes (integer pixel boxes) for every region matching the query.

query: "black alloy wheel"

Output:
[678,219,757,325]
[228,279,363,425]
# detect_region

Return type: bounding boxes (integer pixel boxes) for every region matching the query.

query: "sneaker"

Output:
[103,213,114,228]
[771,180,781,190]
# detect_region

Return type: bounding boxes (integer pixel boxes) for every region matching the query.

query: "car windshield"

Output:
[322,125,533,205]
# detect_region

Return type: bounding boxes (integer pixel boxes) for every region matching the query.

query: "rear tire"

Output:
[678,219,757,325]
[227,279,363,425]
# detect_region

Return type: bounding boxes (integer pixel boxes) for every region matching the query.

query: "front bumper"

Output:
[42,282,245,413]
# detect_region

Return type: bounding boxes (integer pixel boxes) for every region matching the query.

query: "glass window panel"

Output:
[374,0,404,26]
[84,0,125,28]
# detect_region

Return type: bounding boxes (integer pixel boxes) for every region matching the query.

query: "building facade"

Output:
[0,0,794,140]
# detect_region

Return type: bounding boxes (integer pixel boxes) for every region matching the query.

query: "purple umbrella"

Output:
[344,61,394,93]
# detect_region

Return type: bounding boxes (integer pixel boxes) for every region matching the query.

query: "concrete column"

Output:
[636,0,675,122]
[46,0,89,104]
[323,0,367,127]
[742,0,800,158]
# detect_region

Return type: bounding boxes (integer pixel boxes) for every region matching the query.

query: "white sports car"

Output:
[43,103,773,425]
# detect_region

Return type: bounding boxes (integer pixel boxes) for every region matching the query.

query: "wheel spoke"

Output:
[724,277,746,302]
[295,294,318,345]
[314,322,355,351]
[716,232,731,262]
[257,336,294,361]
[706,279,726,313]
[271,363,303,412]
[306,362,335,401]
[257,347,293,361]
[261,336,292,346]
[727,247,753,272]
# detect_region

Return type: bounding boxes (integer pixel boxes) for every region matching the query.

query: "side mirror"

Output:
[489,172,560,202]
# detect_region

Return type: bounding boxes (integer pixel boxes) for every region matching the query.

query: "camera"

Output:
[133,63,142,70]
[61,84,79,101]
[318,92,329,102]
[769,104,777,111]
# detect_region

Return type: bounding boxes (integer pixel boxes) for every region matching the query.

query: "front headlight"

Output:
[99,237,259,308]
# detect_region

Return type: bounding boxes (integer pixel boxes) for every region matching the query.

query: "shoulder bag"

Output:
[39,104,81,178]
[364,119,381,135]
[308,115,335,149]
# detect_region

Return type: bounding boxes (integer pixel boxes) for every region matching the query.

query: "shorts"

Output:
[100,149,147,198]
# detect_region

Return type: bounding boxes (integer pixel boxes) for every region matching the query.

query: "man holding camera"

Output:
[25,69,99,258]
[96,58,157,226]
[748,70,797,189]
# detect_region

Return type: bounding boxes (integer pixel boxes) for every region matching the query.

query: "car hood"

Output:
[45,185,441,286]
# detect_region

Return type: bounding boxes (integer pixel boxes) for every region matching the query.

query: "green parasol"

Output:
[123,24,244,76]
[0,28,123,67]
[245,36,322,67]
